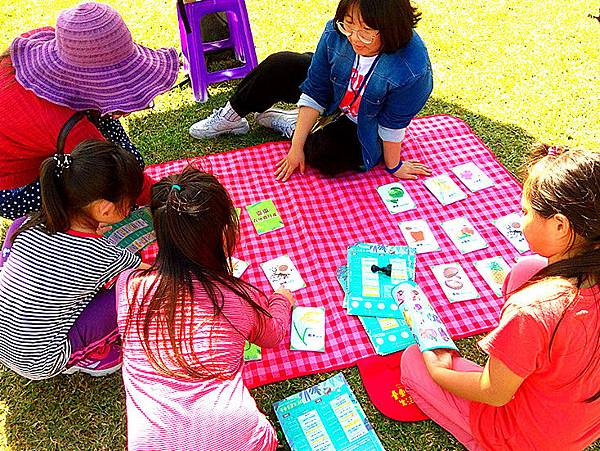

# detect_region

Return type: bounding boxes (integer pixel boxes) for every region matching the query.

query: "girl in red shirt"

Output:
[401,144,600,450]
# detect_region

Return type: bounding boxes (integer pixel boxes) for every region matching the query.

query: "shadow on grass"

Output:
[0,91,545,451]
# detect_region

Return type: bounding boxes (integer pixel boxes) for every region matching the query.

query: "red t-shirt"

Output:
[470,278,600,450]
[0,39,104,189]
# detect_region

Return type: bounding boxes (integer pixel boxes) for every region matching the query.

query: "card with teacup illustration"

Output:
[431,263,480,303]
[493,212,530,253]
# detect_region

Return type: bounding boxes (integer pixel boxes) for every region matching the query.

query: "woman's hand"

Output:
[275,288,295,306]
[393,160,432,180]
[422,349,454,374]
[275,144,305,182]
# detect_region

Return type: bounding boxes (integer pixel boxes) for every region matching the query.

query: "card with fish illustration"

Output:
[474,257,512,297]
[441,217,488,254]
[391,281,458,352]
[431,263,480,303]
[260,255,306,292]
[229,256,249,278]
[243,341,262,361]
[291,306,325,352]
[493,212,530,253]
[451,162,495,192]
[376,181,416,214]
[398,219,440,254]
[246,199,284,235]
[423,173,468,206]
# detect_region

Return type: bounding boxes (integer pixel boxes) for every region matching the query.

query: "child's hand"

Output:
[275,288,295,306]
[96,222,113,236]
[422,349,453,373]
[393,160,432,180]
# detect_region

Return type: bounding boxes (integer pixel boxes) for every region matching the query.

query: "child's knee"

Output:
[400,344,424,388]
[503,255,547,296]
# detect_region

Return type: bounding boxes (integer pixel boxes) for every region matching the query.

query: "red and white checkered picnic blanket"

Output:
[142,114,527,388]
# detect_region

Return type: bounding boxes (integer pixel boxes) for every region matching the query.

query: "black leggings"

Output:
[230,52,364,176]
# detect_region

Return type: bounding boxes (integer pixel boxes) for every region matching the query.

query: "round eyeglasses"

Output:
[336,20,379,45]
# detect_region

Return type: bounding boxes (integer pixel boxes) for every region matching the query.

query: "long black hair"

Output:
[518,144,600,402]
[126,166,271,380]
[13,139,143,239]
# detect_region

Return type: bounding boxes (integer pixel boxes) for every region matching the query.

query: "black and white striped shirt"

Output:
[0,227,140,380]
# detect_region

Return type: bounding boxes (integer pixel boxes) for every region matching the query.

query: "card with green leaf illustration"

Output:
[243,341,262,361]
[441,217,488,254]
[346,244,416,318]
[273,373,386,451]
[423,173,468,206]
[104,207,155,254]
[493,212,529,253]
[246,199,284,235]
[451,162,495,192]
[431,263,480,303]
[474,256,512,297]
[337,264,415,354]
[376,181,416,214]
[398,219,440,254]
[291,306,325,352]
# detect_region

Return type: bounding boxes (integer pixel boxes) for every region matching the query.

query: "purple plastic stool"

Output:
[177,0,259,102]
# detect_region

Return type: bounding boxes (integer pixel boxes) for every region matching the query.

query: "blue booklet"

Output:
[346,243,416,318]
[337,265,415,355]
[273,373,386,451]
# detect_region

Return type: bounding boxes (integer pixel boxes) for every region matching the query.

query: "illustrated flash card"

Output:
[290,306,326,352]
[398,219,440,254]
[260,255,306,292]
[243,341,262,361]
[441,217,488,254]
[493,212,530,253]
[376,182,416,214]
[431,263,480,303]
[246,199,284,235]
[451,162,495,192]
[423,173,468,206]
[229,256,249,278]
[474,256,512,297]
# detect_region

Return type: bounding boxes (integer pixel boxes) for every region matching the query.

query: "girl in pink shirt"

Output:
[116,166,293,451]
[401,144,600,450]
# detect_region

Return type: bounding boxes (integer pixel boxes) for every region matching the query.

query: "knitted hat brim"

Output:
[10,29,179,115]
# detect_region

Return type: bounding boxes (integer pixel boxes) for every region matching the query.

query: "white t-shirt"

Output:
[338,54,378,123]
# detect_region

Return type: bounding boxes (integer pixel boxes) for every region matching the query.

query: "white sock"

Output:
[220,101,242,122]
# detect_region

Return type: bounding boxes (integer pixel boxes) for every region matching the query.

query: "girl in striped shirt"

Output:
[0,140,146,379]
[116,166,294,451]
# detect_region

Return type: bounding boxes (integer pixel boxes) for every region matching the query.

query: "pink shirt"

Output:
[116,270,292,451]
[470,278,600,450]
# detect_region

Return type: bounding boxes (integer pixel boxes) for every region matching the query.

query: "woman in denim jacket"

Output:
[190,0,433,182]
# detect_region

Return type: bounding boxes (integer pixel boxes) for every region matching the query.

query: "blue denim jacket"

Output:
[299,20,433,169]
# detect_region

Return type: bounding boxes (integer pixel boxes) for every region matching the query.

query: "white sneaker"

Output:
[255,108,298,139]
[189,108,249,139]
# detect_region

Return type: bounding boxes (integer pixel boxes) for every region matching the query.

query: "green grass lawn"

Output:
[1,0,599,449]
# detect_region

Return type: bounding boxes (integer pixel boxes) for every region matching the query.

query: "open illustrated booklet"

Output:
[104,207,156,254]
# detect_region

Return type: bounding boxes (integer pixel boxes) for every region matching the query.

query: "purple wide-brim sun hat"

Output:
[10,2,179,115]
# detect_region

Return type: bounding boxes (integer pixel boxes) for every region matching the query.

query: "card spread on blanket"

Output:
[474,256,512,297]
[229,256,249,278]
[376,181,417,214]
[337,265,415,355]
[246,199,284,235]
[431,263,480,303]
[423,173,468,205]
[243,342,262,361]
[104,207,156,254]
[346,243,416,318]
[273,373,386,451]
[398,219,440,254]
[451,162,495,192]
[441,217,488,254]
[493,212,530,253]
[261,255,306,291]
[391,281,458,352]
[291,306,326,352]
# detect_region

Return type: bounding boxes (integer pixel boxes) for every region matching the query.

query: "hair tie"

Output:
[53,153,72,176]
[547,146,559,156]
[171,184,182,191]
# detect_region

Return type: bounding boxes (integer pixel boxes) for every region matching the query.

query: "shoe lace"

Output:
[204,108,226,126]
[272,116,296,138]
